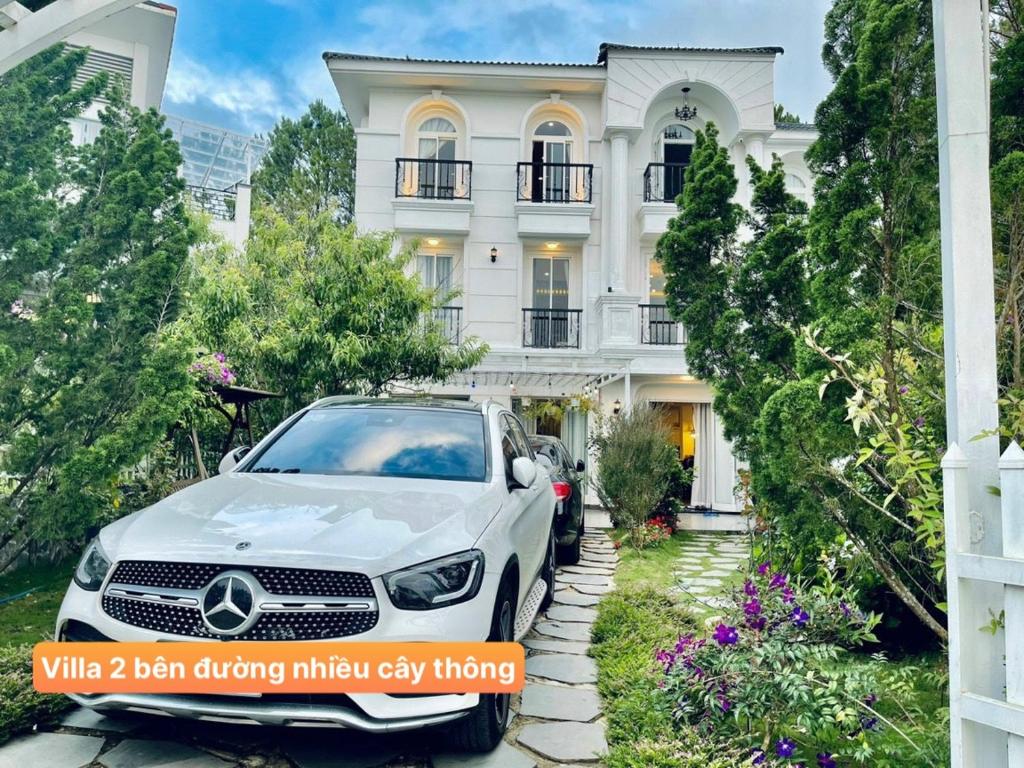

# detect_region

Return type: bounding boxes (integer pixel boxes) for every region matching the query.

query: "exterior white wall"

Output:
[332,46,815,518]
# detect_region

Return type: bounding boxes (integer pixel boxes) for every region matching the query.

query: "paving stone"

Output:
[519,683,602,722]
[98,739,229,768]
[534,620,592,642]
[544,604,598,623]
[60,707,141,733]
[679,577,726,587]
[578,553,618,564]
[0,733,104,768]
[517,722,606,762]
[433,741,536,768]
[559,565,615,576]
[525,654,597,685]
[555,572,612,586]
[552,590,601,607]
[281,731,405,768]
[570,583,613,595]
[522,637,591,655]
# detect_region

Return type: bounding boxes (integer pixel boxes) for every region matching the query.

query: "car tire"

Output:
[450,577,515,752]
[557,523,582,565]
[540,523,556,610]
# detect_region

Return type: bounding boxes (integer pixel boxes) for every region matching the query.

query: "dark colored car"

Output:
[528,434,585,564]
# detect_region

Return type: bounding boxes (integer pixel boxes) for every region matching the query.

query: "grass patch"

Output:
[0,559,77,745]
[0,557,76,646]
[591,585,742,768]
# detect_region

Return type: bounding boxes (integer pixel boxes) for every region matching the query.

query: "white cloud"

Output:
[165,55,289,132]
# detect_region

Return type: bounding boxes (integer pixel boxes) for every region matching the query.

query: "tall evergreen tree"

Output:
[0,47,195,563]
[251,100,356,222]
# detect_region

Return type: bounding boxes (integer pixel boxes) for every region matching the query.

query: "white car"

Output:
[56,397,557,751]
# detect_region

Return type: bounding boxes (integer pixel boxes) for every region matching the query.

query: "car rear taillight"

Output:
[552,481,572,501]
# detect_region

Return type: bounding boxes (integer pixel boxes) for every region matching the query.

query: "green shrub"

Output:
[591,405,677,547]
[0,644,73,744]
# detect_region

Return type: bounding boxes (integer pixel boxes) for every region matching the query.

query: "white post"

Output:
[623,366,631,414]
[934,1,1005,764]
[1002,442,1024,765]
[942,443,971,766]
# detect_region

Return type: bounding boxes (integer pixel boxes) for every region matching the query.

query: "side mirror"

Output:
[536,454,554,470]
[218,445,251,475]
[575,459,585,472]
[511,456,537,489]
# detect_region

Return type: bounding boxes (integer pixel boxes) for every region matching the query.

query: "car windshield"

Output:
[245,407,487,481]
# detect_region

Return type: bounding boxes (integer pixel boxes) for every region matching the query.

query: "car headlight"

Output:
[73,538,111,591]
[383,550,485,611]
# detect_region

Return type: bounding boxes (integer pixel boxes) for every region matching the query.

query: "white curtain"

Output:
[689,403,714,509]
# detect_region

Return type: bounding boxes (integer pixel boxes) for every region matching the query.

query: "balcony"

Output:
[640,304,686,345]
[186,185,237,220]
[392,158,473,235]
[514,162,594,240]
[432,306,462,344]
[643,163,687,203]
[637,163,687,240]
[522,308,582,349]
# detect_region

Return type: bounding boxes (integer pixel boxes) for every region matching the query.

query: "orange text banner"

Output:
[33,642,524,694]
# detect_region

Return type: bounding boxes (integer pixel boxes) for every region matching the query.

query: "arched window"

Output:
[784,173,807,202]
[415,117,458,198]
[530,121,573,202]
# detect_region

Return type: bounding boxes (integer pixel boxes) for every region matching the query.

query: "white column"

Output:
[934,1,1005,766]
[746,135,765,169]
[608,131,630,292]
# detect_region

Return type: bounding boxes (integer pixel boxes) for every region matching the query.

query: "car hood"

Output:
[101,473,501,577]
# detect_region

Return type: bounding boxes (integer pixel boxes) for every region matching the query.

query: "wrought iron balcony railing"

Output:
[643,163,688,203]
[186,185,237,221]
[640,304,686,345]
[516,162,593,204]
[395,158,472,200]
[432,306,462,344]
[522,308,582,348]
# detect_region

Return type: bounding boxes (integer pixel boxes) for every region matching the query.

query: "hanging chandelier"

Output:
[674,87,697,122]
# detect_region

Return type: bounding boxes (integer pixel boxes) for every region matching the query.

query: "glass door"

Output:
[418,136,456,198]
[531,121,572,202]
[659,124,693,202]
[532,257,570,346]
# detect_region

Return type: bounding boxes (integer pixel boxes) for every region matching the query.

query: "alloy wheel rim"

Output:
[494,600,512,724]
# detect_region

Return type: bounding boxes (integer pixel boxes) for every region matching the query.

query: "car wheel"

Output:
[450,578,515,752]
[540,523,556,609]
[556,512,583,565]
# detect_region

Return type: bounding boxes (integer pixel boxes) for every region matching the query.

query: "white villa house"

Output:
[325,42,816,517]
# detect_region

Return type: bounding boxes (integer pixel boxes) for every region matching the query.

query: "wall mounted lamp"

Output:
[612,398,622,415]
[490,246,498,263]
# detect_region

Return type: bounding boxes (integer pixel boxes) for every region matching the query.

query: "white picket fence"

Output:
[943,439,1024,766]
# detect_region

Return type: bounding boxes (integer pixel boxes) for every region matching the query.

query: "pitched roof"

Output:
[597,42,784,62]
[774,121,817,131]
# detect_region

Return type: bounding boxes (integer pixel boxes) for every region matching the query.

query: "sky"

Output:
[163,0,834,137]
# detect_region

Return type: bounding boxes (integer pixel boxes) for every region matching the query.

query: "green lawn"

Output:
[0,557,76,646]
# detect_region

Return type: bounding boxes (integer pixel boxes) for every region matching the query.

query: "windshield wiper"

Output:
[250,467,301,474]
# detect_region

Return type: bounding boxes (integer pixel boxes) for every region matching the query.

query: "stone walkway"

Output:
[671,533,751,614]
[0,532,616,768]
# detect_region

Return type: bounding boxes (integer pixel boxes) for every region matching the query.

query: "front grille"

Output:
[102,595,379,641]
[102,560,378,640]
[109,561,375,597]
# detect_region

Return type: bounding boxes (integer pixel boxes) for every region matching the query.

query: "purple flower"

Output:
[718,695,732,713]
[864,693,878,706]
[744,579,758,597]
[860,716,879,732]
[757,561,772,576]
[655,649,676,671]
[746,615,767,631]
[913,416,926,429]
[840,602,852,618]
[817,753,837,768]
[769,572,787,590]
[751,748,767,765]
[898,385,909,395]
[744,598,762,617]
[214,352,227,362]
[713,623,739,646]
[791,606,810,627]
[776,738,797,758]
[675,634,694,653]
[782,586,795,604]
